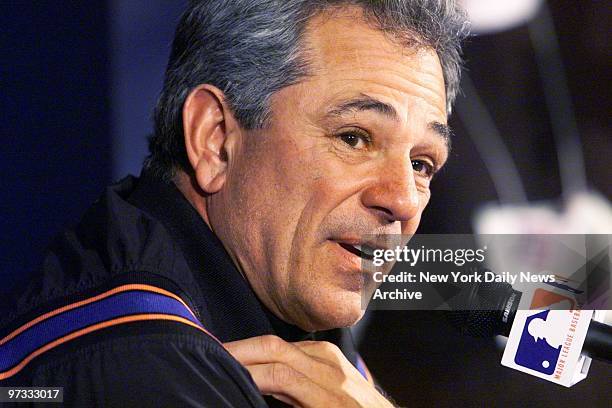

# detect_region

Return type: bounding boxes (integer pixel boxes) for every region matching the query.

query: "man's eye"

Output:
[337,131,370,149]
[412,160,435,178]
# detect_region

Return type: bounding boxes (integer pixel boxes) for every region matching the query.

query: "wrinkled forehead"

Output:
[300,6,448,120]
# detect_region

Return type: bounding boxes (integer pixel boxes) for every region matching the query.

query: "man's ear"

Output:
[183,84,236,194]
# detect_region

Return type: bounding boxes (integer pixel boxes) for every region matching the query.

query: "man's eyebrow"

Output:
[429,121,452,151]
[327,93,452,151]
[327,94,398,119]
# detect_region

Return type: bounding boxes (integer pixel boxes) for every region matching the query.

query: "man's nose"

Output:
[360,157,421,223]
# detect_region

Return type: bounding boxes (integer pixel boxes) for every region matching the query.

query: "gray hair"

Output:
[145,0,469,180]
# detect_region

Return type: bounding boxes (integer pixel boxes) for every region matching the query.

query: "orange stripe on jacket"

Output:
[0,313,215,380]
[0,284,197,346]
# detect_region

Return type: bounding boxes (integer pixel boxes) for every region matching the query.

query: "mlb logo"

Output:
[502,286,597,387]
[514,290,575,375]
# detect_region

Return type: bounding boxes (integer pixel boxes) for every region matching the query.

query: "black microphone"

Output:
[582,320,612,363]
[446,281,612,363]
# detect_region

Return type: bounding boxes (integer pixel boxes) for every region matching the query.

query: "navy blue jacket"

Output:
[0,172,375,407]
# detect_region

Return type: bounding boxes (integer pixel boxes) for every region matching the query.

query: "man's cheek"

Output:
[419,188,431,209]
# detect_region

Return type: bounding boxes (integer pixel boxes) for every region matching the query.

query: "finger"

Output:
[225,336,346,391]
[295,342,386,405]
[225,335,318,370]
[294,341,359,375]
[295,341,382,395]
[244,363,339,408]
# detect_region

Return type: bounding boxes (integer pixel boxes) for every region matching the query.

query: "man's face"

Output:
[209,8,449,331]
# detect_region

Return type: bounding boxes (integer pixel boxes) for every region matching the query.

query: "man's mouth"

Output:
[337,243,375,261]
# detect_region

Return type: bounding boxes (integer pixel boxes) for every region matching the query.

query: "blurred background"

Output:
[1,1,610,406]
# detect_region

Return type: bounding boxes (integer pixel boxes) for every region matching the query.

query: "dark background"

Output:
[1,1,610,406]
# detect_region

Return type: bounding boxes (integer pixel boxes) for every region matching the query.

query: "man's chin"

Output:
[297,292,366,331]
